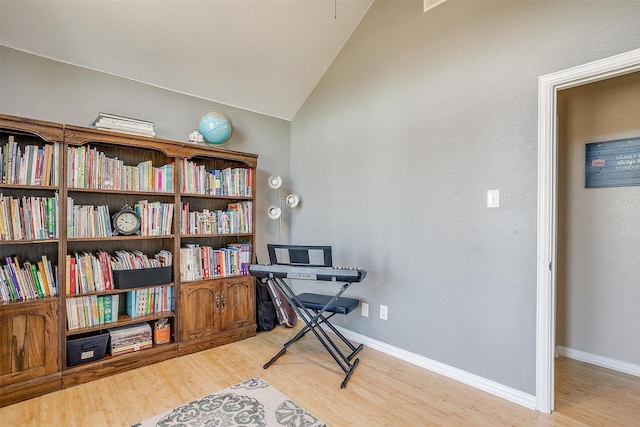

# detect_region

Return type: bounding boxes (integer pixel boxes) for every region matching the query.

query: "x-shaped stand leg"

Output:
[263,277,362,388]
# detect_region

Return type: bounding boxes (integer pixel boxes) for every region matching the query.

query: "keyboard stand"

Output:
[262,277,363,388]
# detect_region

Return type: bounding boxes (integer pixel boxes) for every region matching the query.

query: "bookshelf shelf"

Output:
[0,184,58,191]
[181,193,252,200]
[68,187,175,196]
[67,234,176,242]
[65,282,175,297]
[0,238,59,245]
[0,113,257,406]
[181,233,253,238]
[65,310,175,336]
[0,294,58,307]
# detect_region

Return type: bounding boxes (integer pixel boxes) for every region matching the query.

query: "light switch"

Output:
[487,189,499,208]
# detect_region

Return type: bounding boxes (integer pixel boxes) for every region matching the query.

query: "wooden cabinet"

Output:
[218,276,255,333]
[0,300,60,407]
[0,114,257,406]
[178,275,255,356]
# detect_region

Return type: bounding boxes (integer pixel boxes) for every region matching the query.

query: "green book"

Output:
[30,263,45,299]
[103,294,112,323]
[46,197,54,238]
[97,295,105,324]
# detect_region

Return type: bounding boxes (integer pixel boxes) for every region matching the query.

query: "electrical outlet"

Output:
[361,302,369,317]
[380,305,388,320]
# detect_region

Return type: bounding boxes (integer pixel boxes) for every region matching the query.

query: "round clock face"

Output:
[113,209,141,236]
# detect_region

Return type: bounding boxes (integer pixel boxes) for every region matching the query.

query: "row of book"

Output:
[66,200,112,238]
[65,287,173,330]
[180,201,252,235]
[135,200,174,236]
[179,242,251,282]
[0,193,59,241]
[0,255,58,302]
[66,199,174,238]
[0,137,60,186]
[93,112,156,137]
[111,249,173,271]
[67,145,173,192]
[66,251,114,294]
[66,250,173,295]
[66,294,120,330]
[180,159,252,197]
[125,285,174,319]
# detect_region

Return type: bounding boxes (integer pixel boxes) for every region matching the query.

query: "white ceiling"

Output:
[0,0,373,121]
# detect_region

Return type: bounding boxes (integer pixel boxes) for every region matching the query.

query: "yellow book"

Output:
[65,255,71,295]
[37,261,50,297]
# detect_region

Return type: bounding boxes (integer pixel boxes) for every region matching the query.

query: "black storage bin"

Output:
[67,332,109,366]
[113,266,172,289]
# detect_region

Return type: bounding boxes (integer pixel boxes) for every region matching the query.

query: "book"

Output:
[97,296,105,324]
[125,290,137,318]
[66,298,77,330]
[93,112,155,127]
[29,262,45,298]
[111,294,120,323]
[103,295,113,323]
[93,113,156,138]
[2,265,18,301]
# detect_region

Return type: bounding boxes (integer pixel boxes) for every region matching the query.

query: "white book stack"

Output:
[93,113,156,137]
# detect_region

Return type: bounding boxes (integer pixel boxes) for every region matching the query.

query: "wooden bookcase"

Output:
[0,114,257,406]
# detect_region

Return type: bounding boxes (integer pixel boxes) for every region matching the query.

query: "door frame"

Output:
[536,48,640,413]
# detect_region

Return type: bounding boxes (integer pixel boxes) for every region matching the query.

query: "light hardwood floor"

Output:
[1,326,638,426]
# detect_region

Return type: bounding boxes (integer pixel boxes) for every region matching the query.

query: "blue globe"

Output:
[198,110,233,145]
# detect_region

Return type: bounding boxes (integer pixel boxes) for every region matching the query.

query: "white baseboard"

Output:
[334,325,537,410]
[556,346,640,378]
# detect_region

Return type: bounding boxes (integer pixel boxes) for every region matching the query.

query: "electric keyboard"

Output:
[249,264,367,282]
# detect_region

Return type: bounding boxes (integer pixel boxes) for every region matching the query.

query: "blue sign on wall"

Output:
[585,137,640,188]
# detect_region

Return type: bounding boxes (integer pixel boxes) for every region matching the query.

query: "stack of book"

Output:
[93,113,156,137]
[109,323,153,356]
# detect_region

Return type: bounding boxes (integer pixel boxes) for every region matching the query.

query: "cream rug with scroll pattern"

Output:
[132,377,327,427]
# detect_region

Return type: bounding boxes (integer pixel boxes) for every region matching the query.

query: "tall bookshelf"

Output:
[0,114,257,406]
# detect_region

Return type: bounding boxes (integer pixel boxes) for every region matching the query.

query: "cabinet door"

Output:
[0,300,59,387]
[219,276,255,332]
[178,281,219,341]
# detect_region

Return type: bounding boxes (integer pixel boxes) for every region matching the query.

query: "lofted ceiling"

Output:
[0,0,373,121]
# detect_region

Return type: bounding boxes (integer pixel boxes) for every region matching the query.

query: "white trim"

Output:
[536,48,640,414]
[336,326,536,410]
[557,346,640,378]
[424,0,448,13]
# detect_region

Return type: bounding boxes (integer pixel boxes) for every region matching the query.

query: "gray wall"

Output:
[557,72,640,364]
[291,0,640,394]
[0,46,291,263]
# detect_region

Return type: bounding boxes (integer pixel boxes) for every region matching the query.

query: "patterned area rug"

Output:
[132,377,327,427]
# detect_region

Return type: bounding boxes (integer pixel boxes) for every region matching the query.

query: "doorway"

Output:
[536,48,640,413]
